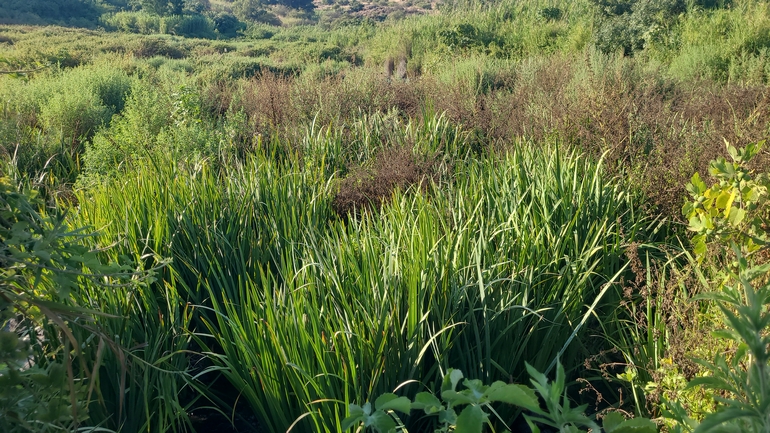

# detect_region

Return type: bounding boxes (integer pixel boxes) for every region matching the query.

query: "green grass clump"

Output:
[71,137,659,431]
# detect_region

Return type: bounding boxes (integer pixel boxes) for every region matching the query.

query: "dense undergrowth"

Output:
[2,0,770,432]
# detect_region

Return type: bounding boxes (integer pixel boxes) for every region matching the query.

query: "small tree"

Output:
[137,0,184,15]
[279,0,315,10]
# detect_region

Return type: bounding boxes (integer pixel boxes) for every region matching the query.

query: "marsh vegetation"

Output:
[2,0,770,432]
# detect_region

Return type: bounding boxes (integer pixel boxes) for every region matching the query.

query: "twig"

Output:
[0,65,50,75]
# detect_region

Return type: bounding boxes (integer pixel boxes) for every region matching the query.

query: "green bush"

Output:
[591,0,686,55]
[101,11,163,34]
[83,80,170,176]
[667,141,770,432]
[161,14,216,38]
[39,90,111,142]
[344,363,658,433]
[212,12,245,37]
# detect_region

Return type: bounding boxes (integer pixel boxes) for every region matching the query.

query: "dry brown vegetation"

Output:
[332,145,439,216]
[196,57,770,222]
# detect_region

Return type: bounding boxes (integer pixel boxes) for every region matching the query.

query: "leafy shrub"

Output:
[668,141,770,432]
[212,12,245,37]
[0,178,183,432]
[6,64,133,144]
[129,37,187,58]
[0,179,90,432]
[682,141,769,258]
[39,90,111,142]
[538,7,564,21]
[83,80,170,176]
[591,0,686,55]
[161,14,216,38]
[138,0,184,16]
[233,0,283,25]
[101,11,163,34]
[438,23,483,50]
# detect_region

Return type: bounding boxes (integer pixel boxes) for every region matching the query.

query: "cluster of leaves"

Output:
[683,141,769,260]
[664,249,770,432]
[665,141,770,432]
[0,177,135,432]
[343,363,657,433]
[437,23,497,52]
[538,7,564,21]
[590,0,687,55]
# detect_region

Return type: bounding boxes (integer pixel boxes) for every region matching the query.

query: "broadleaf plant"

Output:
[666,141,770,432]
[342,362,657,433]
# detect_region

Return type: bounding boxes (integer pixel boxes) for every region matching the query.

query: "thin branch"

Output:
[0,65,50,75]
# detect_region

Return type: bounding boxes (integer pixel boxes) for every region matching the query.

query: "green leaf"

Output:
[366,410,397,433]
[689,173,708,195]
[374,393,411,414]
[525,362,547,388]
[743,141,762,161]
[693,235,707,257]
[524,415,541,433]
[412,392,443,414]
[603,412,625,432]
[694,407,756,433]
[715,190,732,210]
[32,249,51,262]
[484,382,540,411]
[727,207,746,227]
[463,379,487,399]
[710,329,735,340]
[553,362,566,402]
[341,405,365,431]
[442,369,464,394]
[441,390,475,406]
[455,404,485,433]
[683,201,695,217]
[688,215,705,232]
[608,417,658,433]
[743,263,770,282]
[686,376,730,391]
[10,221,30,240]
[439,408,458,425]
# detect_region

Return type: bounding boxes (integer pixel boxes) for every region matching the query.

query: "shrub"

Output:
[101,11,163,34]
[0,177,190,433]
[343,363,658,433]
[39,90,110,142]
[591,0,686,55]
[161,14,216,38]
[83,80,170,176]
[129,37,187,58]
[11,64,134,144]
[665,142,770,432]
[212,12,245,37]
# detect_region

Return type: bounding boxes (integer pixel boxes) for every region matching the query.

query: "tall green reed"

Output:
[72,118,660,432]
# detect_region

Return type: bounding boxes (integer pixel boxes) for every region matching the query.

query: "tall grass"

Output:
[72,130,660,431]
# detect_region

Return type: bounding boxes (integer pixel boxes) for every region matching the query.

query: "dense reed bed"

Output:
[65,130,662,430]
